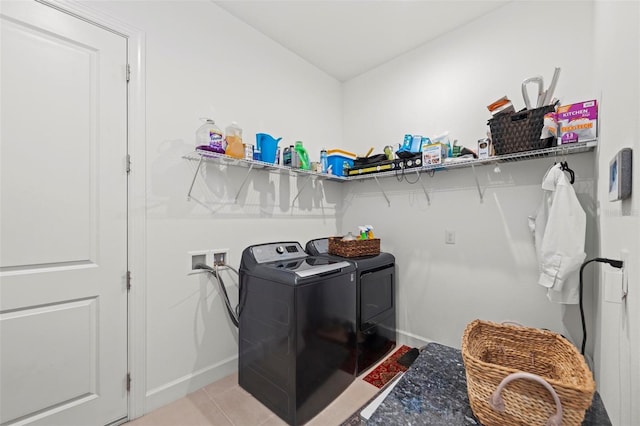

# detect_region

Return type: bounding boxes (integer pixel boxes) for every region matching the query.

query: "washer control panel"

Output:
[251,242,307,264]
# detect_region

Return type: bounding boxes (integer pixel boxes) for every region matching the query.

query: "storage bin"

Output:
[461,320,595,426]
[327,155,354,177]
[488,105,556,155]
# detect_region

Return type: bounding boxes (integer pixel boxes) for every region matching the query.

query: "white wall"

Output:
[83,0,344,413]
[342,1,594,154]
[593,2,640,425]
[343,1,597,347]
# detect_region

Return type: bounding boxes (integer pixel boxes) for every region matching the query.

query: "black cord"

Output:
[195,263,239,327]
[579,257,624,355]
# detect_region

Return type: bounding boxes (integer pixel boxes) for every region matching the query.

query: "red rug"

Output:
[362,345,411,389]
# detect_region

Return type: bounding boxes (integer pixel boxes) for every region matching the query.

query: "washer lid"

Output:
[265,257,351,278]
[305,238,329,256]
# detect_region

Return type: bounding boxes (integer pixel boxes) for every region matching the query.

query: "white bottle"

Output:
[196,118,224,153]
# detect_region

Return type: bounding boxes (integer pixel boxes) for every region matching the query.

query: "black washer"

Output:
[239,242,357,426]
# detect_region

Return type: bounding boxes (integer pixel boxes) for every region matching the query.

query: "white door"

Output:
[0,1,128,425]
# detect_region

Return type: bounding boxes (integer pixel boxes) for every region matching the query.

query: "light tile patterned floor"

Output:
[125,371,380,426]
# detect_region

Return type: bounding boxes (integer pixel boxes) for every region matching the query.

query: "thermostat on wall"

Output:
[609,148,632,201]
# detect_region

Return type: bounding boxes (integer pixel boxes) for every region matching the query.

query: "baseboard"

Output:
[397,329,432,349]
[144,354,238,414]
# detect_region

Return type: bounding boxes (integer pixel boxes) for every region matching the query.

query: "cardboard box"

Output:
[422,143,447,166]
[557,100,598,144]
[477,138,491,159]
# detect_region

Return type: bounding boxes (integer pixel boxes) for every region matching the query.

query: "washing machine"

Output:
[305,238,396,376]
[238,242,357,426]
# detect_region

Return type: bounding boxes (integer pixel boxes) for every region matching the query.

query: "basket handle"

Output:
[510,110,530,122]
[501,321,525,327]
[489,372,563,426]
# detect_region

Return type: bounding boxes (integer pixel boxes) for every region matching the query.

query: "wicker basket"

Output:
[328,237,380,257]
[461,320,595,426]
[488,105,556,155]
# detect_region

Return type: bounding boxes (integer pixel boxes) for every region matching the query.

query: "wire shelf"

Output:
[183,149,348,182]
[346,139,597,180]
[184,139,596,184]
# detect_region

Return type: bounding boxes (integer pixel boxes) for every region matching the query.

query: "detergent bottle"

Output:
[224,121,244,159]
[294,141,309,170]
[196,118,224,153]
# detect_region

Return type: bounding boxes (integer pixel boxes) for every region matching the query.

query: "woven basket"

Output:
[328,237,380,257]
[461,320,595,426]
[488,105,556,155]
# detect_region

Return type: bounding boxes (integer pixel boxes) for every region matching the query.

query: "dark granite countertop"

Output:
[367,342,611,425]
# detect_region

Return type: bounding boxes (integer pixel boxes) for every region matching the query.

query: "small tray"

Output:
[328,237,380,257]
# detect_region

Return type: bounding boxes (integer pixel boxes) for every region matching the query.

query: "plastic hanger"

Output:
[560,160,575,184]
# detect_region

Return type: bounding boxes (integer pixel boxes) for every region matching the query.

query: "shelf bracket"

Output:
[234,163,255,203]
[471,164,486,203]
[187,155,204,201]
[373,175,391,207]
[291,174,313,207]
[416,171,431,205]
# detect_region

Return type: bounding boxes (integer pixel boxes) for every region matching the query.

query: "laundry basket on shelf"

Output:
[461,320,595,426]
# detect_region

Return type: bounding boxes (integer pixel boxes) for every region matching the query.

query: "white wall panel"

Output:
[0,298,97,423]
[1,16,94,268]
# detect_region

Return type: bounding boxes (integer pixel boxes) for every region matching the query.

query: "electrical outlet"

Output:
[621,249,629,298]
[445,230,456,245]
[211,249,229,268]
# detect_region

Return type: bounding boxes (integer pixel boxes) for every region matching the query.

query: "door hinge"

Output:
[126,372,131,392]
[126,64,131,83]
[126,270,132,291]
[126,154,131,174]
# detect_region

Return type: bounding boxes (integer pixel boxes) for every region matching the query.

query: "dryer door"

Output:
[360,266,394,326]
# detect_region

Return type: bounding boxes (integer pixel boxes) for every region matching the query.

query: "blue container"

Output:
[256,133,281,164]
[327,155,354,177]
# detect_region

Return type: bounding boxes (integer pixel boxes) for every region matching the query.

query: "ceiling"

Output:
[214,1,511,81]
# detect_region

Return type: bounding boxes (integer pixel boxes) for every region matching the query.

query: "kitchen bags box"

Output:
[557,100,598,144]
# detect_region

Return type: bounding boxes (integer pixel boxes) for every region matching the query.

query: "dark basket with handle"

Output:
[488,105,556,155]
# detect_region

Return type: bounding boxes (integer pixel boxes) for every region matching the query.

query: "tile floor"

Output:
[125,366,383,426]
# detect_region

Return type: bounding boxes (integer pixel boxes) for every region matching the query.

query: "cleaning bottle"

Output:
[196,118,224,153]
[320,148,328,173]
[283,146,292,166]
[294,141,310,170]
[224,121,244,159]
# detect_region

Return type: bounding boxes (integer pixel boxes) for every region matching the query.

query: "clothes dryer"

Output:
[305,238,396,375]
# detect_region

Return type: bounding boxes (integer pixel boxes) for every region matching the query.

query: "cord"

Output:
[195,263,239,327]
[579,257,624,355]
[394,163,421,184]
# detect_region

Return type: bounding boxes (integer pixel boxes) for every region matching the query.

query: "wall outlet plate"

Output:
[187,250,210,274]
[445,230,455,244]
[621,249,629,298]
[211,249,229,268]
